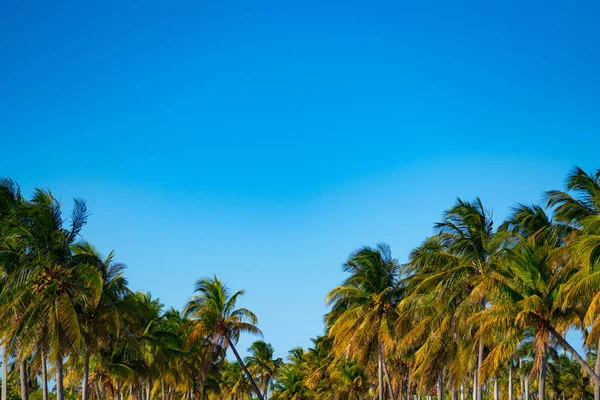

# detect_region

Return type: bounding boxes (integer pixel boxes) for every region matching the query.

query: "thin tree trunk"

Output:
[473,366,478,400]
[129,383,133,400]
[137,383,142,400]
[161,379,165,400]
[538,346,547,400]
[82,347,90,400]
[493,376,499,400]
[406,372,412,400]
[115,378,121,400]
[56,357,64,400]
[476,340,484,400]
[378,346,384,400]
[113,379,121,400]
[595,336,600,400]
[549,326,600,385]
[524,375,529,400]
[228,339,264,400]
[380,344,395,400]
[95,383,102,400]
[519,358,524,400]
[2,347,8,400]
[508,361,513,400]
[452,389,458,400]
[460,384,464,400]
[437,373,444,400]
[19,359,28,400]
[40,350,48,400]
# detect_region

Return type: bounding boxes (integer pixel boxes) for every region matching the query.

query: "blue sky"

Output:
[1,0,599,358]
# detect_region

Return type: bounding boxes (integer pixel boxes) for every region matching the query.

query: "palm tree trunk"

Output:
[82,347,90,400]
[476,340,484,400]
[508,361,513,400]
[549,326,600,385]
[473,372,477,400]
[538,347,547,400]
[378,346,384,400]
[56,357,64,400]
[95,383,102,400]
[519,358,524,400]
[40,350,48,400]
[493,376,499,400]
[228,339,264,400]
[2,347,8,400]
[437,373,444,400]
[595,336,600,400]
[379,344,395,400]
[115,378,121,400]
[19,359,28,400]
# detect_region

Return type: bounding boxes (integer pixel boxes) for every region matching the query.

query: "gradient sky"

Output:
[1,0,599,358]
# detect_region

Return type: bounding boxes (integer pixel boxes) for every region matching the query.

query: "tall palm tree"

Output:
[326,244,401,400]
[477,204,598,398]
[184,276,264,400]
[0,178,25,400]
[408,198,505,400]
[0,189,100,400]
[547,166,600,400]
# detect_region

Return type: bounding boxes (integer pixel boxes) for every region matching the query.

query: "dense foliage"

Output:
[1,166,600,400]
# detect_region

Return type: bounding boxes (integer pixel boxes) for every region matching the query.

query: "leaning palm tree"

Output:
[184,276,264,400]
[547,166,600,400]
[477,204,598,399]
[326,244,402,400]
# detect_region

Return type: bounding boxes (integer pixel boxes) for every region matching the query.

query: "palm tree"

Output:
[245,341,282,398]
[0,189,100,400]
[329,358,370,400]
[476,204,595,399]
[407,198,505,400]
[184,276,264,400]
[326,244,402,400]
[401,236,470,398]
[0,178,24,400]
[270,366,309,400]
[547,166,600,400]
[71,242,128,400]
[303,336,336,399]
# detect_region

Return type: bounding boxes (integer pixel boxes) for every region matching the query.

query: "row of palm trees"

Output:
[0,180,278,400]
[312,166,600,399]
[2,165,600,400]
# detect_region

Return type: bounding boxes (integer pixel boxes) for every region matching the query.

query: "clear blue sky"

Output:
[1,1,599,358]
